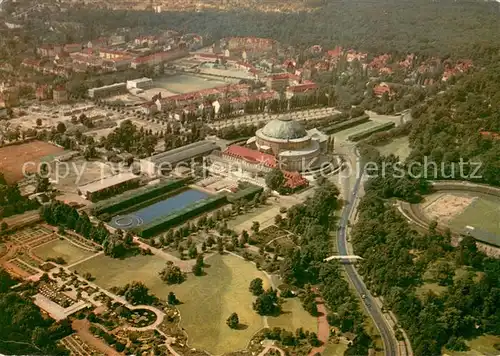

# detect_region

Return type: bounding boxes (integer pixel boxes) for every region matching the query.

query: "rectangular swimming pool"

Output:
[109,189,209,230]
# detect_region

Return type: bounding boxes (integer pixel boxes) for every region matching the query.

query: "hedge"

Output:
[227,183,263,202]
[348,122,396,141]
[91,178,188,216]
[136,194,227,238]
[322,114,370,134]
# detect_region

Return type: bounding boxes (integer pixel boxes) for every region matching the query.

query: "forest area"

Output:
[21,0,500,59]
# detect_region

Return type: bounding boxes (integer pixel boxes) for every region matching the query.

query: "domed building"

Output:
[247,115,331,172]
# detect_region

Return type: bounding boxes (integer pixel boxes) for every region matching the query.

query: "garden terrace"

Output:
[135,194,227,238]
[348,122,396,141]
[322,114,370,134]
[91,178,188,217]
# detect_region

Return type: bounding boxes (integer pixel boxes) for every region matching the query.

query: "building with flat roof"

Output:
[140,140,220,176]
[126,77,153,90]
[77,172,139,201]
[88,82,127,99]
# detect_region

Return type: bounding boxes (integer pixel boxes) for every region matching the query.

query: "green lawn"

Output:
[322,341,348,356]
[449,196,500,237]
[376,136,411,161]
[267,297,317,333]
[32,238,96,265]
[444,335,500,356]
[70,253,272,355]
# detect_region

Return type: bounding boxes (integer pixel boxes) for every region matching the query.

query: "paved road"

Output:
[337,150,398,356]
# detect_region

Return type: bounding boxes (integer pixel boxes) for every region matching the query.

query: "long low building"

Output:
[77,172,139,201]
[140,140,220,176]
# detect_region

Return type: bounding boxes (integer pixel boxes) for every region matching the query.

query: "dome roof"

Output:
[260,116,307,140]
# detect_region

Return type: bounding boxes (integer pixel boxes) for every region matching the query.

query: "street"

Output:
[336,147,399,356]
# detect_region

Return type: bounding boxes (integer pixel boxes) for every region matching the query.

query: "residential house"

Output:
[266,72,300,91]
[373,82,395,99]
[36,85,51,101]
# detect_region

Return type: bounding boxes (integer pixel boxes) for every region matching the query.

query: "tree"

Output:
[159,261,185,284]
[253,289,281,316]
[192,255,204,276]
[167,292,178,305]
[429,260,455,286]
[226,312,239,329]
[249,278,264,296]
[122,281,153,305]
[265,169,286,191]
[251,221,260,234]
[56,122,66,134]
[35,173,50,193]
[217,237,224,254]
[188,245,198,259]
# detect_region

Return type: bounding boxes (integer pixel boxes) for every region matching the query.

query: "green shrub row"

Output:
[322,114,370,134]
[136,194,227,238]
[92,179,188,216]
[348,122,396,141]
[227,183,263,202]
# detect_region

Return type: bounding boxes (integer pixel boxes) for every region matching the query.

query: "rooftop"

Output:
[260,116,308,140]
[78,172,138,194]
[147,140,220,166]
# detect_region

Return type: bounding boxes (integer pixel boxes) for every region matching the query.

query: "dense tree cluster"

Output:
[57,1,500,57]
[0,173,39,219]
[159,261,186,284]
[102,119,158,157]
[0,269,72,355]
[40,201,139,258]
[252,288,281,316]
[115,281,155,305]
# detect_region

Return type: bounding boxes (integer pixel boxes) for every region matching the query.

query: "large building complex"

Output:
[247,116,330,172]
[140,140,220,176]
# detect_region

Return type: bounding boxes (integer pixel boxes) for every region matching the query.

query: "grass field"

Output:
[32,239,96,265]
[268,297,317,332]
[376,136,411,161]
[70,253,271,355]
[444,335,500,356]
[449,196,500,236]
[322,341,348,356]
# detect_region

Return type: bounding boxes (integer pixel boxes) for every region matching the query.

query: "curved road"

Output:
[337,156,398,356]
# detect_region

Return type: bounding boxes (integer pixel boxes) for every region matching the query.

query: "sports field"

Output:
[153,74,235,94]
[449,195,500,236]
[70,253,272,355]
[0,141,64,183]
[33,239,96,265]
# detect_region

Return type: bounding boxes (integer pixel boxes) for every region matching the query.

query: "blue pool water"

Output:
[109,189,209,229]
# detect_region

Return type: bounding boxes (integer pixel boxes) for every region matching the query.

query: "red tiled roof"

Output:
[223,145,308,189]
[268,73,300,81]
[327,46,343,58]
[287,82,317,93]
[224,145,277,168]
[480,131,500,140]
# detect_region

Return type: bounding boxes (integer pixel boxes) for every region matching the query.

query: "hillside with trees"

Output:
[407,56,500,187]
[37,0,499,58]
